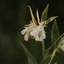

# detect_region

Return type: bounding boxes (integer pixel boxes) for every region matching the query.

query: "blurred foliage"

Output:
[0,0,64,64]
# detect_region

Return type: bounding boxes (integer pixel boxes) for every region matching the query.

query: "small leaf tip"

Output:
[47,4,49,6]
[28,5,31,8]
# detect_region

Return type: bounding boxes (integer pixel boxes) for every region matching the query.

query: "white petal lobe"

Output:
[24,34,29,41]
[21,28,27,35]
[35,35,39,41]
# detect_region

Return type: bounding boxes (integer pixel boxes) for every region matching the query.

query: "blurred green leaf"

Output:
[44,16,58,24]
[48,37,64,64]
[45,33,64,57]
[54,62,57,64]
[20,42,38,64]
[40,56,51,64]
[51,19,60,50]
[51,19,60,43]
[41,4,49,22]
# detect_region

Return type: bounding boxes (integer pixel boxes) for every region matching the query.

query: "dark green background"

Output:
[0,0,64,64]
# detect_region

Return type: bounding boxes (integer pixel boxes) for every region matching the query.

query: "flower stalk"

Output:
[42,40,45,60]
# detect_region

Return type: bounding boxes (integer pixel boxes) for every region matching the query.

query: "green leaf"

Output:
[40,56,51,64]
[54,62,57,64]
[48,37,64,64]
[45,33,64,57]
[41,4,49,22]
[51,19,60,43]
[20,42,38,64]
[51,19,60,50]
[44,16,58,24]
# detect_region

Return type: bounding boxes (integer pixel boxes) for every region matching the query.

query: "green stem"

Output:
[42,40,45,60]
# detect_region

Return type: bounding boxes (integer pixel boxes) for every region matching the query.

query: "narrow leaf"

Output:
[44,16,58,24]
[41,4,49,21]
[40,56,51,64]
[28,5,37,25]
[51,19,60,50]
[20,42,38,64]
[48,37,64,64]
[36,9,40,24]
[51,19,60,43]
[45,33,64,57]
[28,5,35,22]
[54,62,57,64]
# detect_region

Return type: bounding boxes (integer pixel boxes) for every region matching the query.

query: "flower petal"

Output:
[30,30,35,36]
[24,34,29,41]
[39,36,43,41]
[36,26,40,35]
[21,28,27,35]
[35,35,39,41]
[42,31,46,39]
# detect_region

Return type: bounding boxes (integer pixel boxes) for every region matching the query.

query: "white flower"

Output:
[21,21,37,41]
[35,35,40,41]
[21,5,37,41]
[30,26,40,37]
[21,7,46,42]
[30,22,46,42]
[41,31,46,39]
[24,34,29,41]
